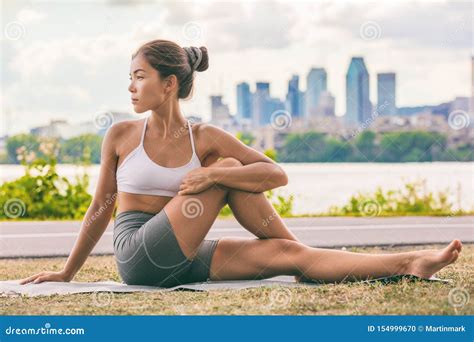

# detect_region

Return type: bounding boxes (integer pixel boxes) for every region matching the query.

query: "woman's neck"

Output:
[149,100,187,140]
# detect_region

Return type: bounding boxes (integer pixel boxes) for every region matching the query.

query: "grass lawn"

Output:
[1,244,472,315]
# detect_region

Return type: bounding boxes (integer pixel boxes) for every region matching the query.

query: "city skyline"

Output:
[1,0,471,135]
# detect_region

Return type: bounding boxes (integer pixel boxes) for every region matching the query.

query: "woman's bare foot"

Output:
[406,239,462,279]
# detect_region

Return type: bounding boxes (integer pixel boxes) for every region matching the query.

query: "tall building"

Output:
[345,57,371,125]
[377,73,396,115]
[286,75,300,118]
[299,91,306,123]
[317,91,336,117]
[210,95,230,124]
[266,98,286,126]
[306,68,327,119]
[253,82,270,127]
[236,82,252,121]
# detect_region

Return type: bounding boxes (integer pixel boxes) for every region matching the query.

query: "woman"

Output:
[20,39,462,287]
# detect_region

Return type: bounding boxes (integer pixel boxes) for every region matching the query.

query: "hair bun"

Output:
[184,46,209,72]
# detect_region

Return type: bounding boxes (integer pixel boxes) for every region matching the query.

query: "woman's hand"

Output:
[178,167,215,195]
[19,270,72,285]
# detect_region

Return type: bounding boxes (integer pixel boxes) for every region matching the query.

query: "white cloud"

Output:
[17,8,47,25]
[1,0,471,135]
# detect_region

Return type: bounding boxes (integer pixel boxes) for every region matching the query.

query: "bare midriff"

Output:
[116,191,173,215]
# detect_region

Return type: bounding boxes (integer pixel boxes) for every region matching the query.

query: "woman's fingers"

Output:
[19,271,69,285]
[33,276,45,284]
[19,272,42,285]
[20,277,34,285]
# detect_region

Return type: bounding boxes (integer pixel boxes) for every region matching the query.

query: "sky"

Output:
[1,0,472,135]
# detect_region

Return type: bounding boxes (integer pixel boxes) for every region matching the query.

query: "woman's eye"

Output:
[137,76,144,80]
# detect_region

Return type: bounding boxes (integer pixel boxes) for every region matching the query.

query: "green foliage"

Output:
[59,134,102,164]
[353,130,377,161]
[218,189,294,218]
[278,130,472,162]
[329,179,457,216]
[0,139,92,220]
[5,134,103,165]
[265,189,294,217]
[3,130,472,165]
[378,131,446,162]
[264,148,277,161]
[235,132,255,146]
[279,132,353,162]
[6,134,41,163]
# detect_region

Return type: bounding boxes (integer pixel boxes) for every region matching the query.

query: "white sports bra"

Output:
[116,116,202,197]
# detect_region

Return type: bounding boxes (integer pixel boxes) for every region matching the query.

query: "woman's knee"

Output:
[276,239,306,258]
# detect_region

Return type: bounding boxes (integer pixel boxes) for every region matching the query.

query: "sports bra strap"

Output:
[140,116,148,145]
[188,120,196,154]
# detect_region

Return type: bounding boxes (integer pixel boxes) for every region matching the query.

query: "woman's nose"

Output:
[128,82,136,93]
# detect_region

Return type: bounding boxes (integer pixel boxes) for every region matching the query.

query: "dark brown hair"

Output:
[132,39,209,100]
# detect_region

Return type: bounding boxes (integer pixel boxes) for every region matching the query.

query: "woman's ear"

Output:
[163,74,178,95]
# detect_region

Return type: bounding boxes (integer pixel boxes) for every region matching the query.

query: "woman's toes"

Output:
[442,240,461,259]
[450,250,459,264]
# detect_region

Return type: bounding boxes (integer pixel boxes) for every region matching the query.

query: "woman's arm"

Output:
[198,124,288,193]
[208,161,287,193]
[20,123,122,284]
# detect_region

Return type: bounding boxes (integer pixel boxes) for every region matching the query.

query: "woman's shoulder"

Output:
[108,118,143,137]
[104,119,144,153]
[193,121,225,137]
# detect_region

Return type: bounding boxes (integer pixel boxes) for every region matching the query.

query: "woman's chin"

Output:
[133,105,148,114]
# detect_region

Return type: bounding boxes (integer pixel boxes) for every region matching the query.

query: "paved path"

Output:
[0,216,472,258]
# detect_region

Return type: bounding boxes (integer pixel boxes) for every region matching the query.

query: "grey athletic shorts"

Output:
[113,209,220,288]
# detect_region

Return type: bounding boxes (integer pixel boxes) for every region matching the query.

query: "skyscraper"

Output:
[253,82,270,127]
[237,82,252,121]
[306,68,327,119]
[210,95,230,123]
[377,73,396,115]
[345,57,371,125]
[286,75,300,118]
[318,91,336,117]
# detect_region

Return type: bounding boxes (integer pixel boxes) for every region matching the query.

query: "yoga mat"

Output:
[0,274,451,297]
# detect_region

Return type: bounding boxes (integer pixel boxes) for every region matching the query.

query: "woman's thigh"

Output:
[208,237,305,281]
[162,184,229,260]
[114,210,194,286]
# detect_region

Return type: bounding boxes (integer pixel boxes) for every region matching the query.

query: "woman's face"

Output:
[128,53,173,113]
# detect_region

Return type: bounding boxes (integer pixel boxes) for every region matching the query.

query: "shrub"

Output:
[329,178,457,216]
[0,138,92,220]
